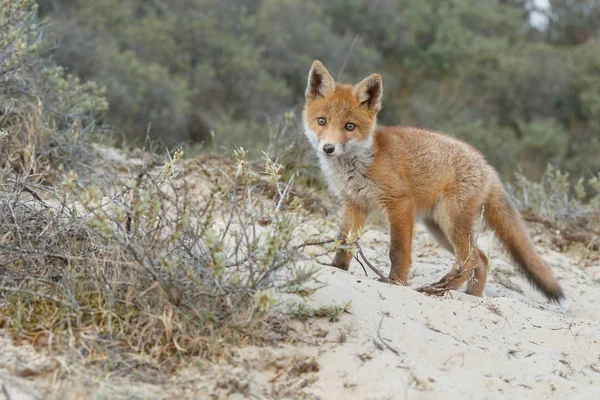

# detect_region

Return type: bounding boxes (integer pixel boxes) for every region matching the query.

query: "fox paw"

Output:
[416,281,453,296]
[378,276,408,286]
[416,273,459,295]
[418,266,472,294]
[330,255,350,271]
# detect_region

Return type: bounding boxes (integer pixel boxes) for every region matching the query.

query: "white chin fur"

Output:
[304,128,379,210]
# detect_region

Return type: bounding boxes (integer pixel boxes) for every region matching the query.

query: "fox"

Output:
[302,60,564,302]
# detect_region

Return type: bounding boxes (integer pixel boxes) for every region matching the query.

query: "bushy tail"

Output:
[485,182,565,302]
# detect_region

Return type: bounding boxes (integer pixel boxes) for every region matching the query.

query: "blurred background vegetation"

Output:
[2,0,599,377]
[4,0,600,181]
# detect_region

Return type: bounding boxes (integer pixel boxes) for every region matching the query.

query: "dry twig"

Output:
[377,313,400,355]
[355,242,391,283]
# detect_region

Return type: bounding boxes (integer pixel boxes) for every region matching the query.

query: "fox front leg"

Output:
[384,197,414,285]
[331,203,367,271]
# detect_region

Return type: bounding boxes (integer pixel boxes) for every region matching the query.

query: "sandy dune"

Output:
[3,222,599,399]
[2,149,599,399]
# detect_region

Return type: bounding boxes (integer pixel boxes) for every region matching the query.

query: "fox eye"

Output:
[345,122,355,131]
[317,117,326,126]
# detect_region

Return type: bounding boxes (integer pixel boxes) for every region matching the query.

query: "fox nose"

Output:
[322,144,335,154]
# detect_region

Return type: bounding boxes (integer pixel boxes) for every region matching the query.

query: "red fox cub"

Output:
[303,60,564,301]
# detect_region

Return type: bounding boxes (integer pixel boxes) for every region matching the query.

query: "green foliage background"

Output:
[34,0,600,180]
[1,0,107,174]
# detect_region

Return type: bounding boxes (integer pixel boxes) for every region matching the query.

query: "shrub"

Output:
[0,148,326,371]
[0,0,107,176]
[509,164,600,232]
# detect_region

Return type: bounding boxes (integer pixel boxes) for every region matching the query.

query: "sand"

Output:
[2,147,599,399]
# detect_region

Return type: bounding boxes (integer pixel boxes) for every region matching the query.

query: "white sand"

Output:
[2,147,599,399]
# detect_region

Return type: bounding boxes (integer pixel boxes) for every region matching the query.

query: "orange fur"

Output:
[303,60,564,301]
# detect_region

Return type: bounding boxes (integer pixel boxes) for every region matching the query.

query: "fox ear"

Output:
[306,60,335,100]
[353,74,383,113]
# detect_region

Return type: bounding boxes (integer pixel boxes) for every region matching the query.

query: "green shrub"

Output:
[0,148,322,370]
[510,164,600,230]
[0,0,107,176]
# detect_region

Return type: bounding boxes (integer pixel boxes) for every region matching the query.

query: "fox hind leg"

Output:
[424,218,488,296]
[419,197,488,296]
[424,218,453,253]
[465,248,488,296]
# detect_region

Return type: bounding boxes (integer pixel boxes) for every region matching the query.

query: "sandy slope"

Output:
[276,221,600,400]
[2,148,600,399]
[2,222,599,399]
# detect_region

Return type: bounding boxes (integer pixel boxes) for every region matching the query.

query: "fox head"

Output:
[302,60,382,158]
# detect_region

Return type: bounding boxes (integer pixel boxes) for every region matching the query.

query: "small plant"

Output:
[287,301,352,322]
[262,112,323,190]
[0,147,325,372]
[510,164,600,231]
[0,0,107,176]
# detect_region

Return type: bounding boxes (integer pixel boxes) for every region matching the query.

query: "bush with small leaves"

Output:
[0,148,336,371]
[0,0,107,176]
[510,164,600,232]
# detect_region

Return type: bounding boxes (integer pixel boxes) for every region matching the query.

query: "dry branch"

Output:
[355,242,391,283]
[377,313,400,355]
